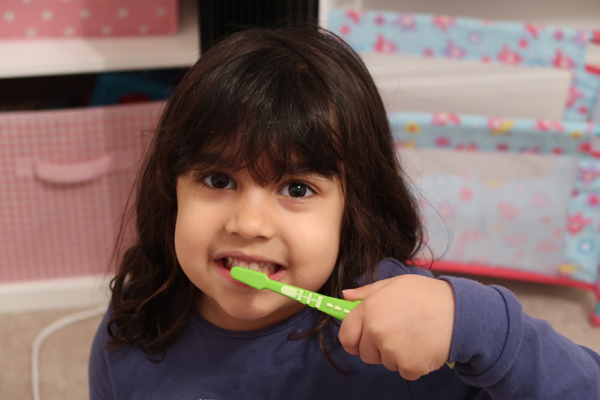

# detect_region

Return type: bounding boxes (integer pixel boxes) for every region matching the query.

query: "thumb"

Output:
[342,278,392,301]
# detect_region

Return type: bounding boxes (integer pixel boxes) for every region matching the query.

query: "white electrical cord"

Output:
[31,305,106,400]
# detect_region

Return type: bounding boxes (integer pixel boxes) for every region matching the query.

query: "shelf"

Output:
[0,0,199,79]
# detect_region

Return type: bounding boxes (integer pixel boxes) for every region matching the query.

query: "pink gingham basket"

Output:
[0,101,164,283]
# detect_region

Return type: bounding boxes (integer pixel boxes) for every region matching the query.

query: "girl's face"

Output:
[174,164,344,331]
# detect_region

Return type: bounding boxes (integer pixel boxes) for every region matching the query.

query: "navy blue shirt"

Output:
[89,259,600,399]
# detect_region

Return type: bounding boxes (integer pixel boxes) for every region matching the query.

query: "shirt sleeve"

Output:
[441,276,600,398]
[88,309,117,400]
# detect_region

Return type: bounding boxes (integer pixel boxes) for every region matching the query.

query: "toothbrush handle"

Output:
[310,293,361,321]
[271,282,360,321]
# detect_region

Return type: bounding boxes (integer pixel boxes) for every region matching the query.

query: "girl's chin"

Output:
[219,300,304,331]
[196,286,304,331]
[216,311,284,331]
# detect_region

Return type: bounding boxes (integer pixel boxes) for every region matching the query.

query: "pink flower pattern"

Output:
[433,15,456,32]
[553,49,576,69]
[567,213,592,235]
[553,30,565,41]
[498,45,522,65]
[498,201,519,220]
[518,38,529,48]
[535,120,564,132]
[432,113,460,126]
[457,143,477,151]
[579,168,600,186]
[566,86,584,108]
[345,10,365,24]
[459,187,474,201]
[524,23,544,39]
[374,14,386,26]
[374,35,397,53]
[423,48,434,57]
[435,136,451,147]
[468,31,482,44]
[588,194,600,207]
[443,40,466,59]
[393,14,416,31]
[528,192,551,207]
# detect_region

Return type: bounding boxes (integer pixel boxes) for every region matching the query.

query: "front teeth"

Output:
[243,261,260,271]
[225,257,278,275]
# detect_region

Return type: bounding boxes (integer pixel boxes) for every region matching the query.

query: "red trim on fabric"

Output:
[411,260,597,292]
[586,65,600,76]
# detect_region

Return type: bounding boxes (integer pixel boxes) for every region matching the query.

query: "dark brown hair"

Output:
[108,24,425,364]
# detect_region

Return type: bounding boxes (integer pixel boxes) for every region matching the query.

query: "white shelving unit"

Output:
[0,1,199,313]
[0,0,199,79]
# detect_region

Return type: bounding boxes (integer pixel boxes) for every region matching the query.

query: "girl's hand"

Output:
[338,275,455,381]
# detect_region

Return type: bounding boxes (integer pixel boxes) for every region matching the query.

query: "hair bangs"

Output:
[178,50,344,184]
[187,117,342,185]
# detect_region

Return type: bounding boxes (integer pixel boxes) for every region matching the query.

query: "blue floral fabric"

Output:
[328,8,600,122]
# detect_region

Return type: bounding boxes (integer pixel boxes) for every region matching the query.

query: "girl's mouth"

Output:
[222,257,282,276]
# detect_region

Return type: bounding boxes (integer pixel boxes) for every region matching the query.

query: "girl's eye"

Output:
[203,174,235,189]
[280,182,314,198]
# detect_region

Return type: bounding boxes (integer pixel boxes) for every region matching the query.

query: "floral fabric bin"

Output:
[391,112,600,325]
[328,8,600,122]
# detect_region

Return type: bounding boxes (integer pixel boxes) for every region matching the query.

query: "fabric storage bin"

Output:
[0,0,178,39]
[391,113,600,325]
[328,8,600,122]
[0,101,165,283]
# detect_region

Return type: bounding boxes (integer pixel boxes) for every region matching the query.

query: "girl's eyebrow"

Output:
[283,168,335,182]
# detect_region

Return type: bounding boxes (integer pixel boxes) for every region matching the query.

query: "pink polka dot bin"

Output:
[0,0,178,39]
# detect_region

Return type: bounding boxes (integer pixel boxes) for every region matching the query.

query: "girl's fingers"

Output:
[358,335,382,365]
[380,352,399,372]
[338,303,364,356]
[399,368,426,382]
[342,278,392,301]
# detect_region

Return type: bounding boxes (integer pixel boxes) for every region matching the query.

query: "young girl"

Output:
[89,25,600,399]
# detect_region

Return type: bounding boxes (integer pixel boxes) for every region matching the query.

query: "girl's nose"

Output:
[224,188,276,240]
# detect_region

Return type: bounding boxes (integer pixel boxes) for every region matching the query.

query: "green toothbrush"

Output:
[230,266,456,369]
[230,266,361,320]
